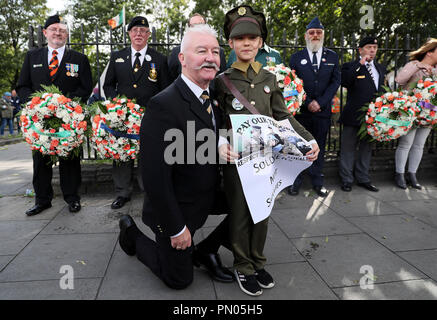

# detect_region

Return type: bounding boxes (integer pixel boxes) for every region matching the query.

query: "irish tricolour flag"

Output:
[108,7,125,29]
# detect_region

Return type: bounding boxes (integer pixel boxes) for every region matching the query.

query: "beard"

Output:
[306,37,324,52]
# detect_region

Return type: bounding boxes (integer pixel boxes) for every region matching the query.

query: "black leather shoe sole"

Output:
[357,183,379,192]
[341,184,352,192]
[313,186,328,197]
[119,215,136,256]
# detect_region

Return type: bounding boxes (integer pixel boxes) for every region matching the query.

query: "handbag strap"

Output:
[218,73,260,115]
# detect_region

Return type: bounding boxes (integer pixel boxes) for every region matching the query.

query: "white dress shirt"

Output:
[131,45,148,67]
[307,46,323,69]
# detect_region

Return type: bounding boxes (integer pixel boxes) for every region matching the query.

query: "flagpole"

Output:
[123,5,126,46]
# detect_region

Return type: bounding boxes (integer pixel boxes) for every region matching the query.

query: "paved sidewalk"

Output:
[1,142,437,300]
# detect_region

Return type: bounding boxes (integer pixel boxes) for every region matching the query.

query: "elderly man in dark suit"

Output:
[338,36,385,192]
[167,13,227,83]
[118,24,231,289]
[104,16,170,210]
[16,14,92,216]
[288,17,341,197]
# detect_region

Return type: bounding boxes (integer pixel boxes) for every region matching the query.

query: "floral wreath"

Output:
[264,63,306,116]
[411,77,437,127]
[90,97,144,161]
[360,91,419,142]
[20,85,87,159]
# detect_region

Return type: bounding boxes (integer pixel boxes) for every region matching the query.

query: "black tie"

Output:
[133,52,141,72]
[201,91,212,115]
[312,52,318,73]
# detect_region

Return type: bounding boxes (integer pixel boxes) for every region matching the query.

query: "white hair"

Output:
[180,24,218,53]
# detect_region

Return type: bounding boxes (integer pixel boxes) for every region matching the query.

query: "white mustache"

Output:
[195,63,220,71]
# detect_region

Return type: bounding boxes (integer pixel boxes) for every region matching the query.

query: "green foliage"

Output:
[0,0,47,93]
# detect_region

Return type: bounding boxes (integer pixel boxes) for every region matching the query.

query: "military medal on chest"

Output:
[66,63,79,77]
[148,63,158,82]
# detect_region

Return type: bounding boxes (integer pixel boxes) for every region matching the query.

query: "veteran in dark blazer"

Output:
[16,14,92,216]
[103,16,170,210]
[117,24,228,289]
[288,17,341,197]
[338,36,386,192]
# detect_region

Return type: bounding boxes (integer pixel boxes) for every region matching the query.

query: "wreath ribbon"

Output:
[99,122,140,140]
[375,115,411,127]
[31,124,72,138]
[419,101,437,111]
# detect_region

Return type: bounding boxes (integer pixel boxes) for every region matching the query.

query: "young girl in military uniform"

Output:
[216,5,319,296]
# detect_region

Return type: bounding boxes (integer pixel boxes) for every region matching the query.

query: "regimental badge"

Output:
[66,63,79,77]
[301,59,307,65]
[232,98,244,111]
[148,63,157,82]
[213,99,219,107]
[145,54,152,62]
[264,85,271,94]
[238,7,246,16]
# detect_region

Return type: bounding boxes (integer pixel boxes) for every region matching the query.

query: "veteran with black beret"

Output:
[16,14,93,216]
[338,35,385,193]
[104,15,171,210]
[207,5,318,296]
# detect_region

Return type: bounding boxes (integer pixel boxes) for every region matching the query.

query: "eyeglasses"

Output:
[130,28,151,35]
[308,30,323,36]
[46,27,68,34]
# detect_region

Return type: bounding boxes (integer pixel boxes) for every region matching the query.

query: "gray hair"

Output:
[180,24,218,53]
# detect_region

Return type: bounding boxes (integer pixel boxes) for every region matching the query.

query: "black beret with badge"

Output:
[128,16,149,31]
[359,36,378,48]
[224,5,267,41]
[44,14,67,29]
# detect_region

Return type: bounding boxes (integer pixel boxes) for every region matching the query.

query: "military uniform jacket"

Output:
[16,47,93,104]
[140,76,222,237]
[104,46,170,107]
[339,59,386,127]
[215,63,314,142]
[289,48,341,118]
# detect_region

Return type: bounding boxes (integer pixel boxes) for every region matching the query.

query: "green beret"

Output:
[224,5,267,41]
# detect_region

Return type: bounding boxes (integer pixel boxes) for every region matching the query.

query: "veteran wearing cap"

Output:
[104,15,171,210]
[16,14,93,216]
[205,5,318,296]
[338,36,385,193]
[288,17,341,197]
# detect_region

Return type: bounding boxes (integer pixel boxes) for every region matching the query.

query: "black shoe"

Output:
[255,269,275,289]
[357,182,379,192]
[111,196,130,209]
[287,185,299,196]
[395,173,407,189]
[313,185,328,197]
[234,270,263,296]
[119,214,137,256]
[25,203,52,216]
[341,182,352,192]
[68,201,81,213]
[193,246,234,283]
[406,172,422,190]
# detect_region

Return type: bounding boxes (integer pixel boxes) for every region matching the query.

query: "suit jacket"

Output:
[289,47,341,118]
[167,45,227,84]
[16,47,93,104]
[140,76,221,237]
[104,46,170,107]
[339,59,386,127]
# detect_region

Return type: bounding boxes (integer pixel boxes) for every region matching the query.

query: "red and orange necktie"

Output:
[49,50,59,80]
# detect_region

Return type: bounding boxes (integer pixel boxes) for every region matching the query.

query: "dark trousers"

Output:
[135,231,196,290]
[113,159,144,198]
[33,152,81,205]
[339,125,372,184]
[293,115,330,188]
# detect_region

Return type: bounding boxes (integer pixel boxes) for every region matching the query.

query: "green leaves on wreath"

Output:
[31,84,63,98]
